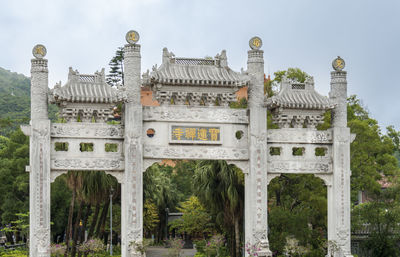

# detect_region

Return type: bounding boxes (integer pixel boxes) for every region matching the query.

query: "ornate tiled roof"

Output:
[265,76,334,110]
[50,68,126,104]
[148,48,250,87]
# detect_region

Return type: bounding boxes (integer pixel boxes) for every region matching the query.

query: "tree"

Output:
[143,199,160,237]
[106,47,124,87]
[193,160,244,257]
[352,186,400,256]
[169,196,214,238]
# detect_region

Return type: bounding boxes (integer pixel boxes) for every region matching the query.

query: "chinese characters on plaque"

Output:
[170,125,221,144]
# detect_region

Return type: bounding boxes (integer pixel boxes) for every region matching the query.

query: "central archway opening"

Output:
[144,160,245,257]
[268,174,327,256]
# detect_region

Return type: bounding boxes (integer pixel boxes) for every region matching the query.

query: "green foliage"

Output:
[347,95,399,199]
[0,129,29,225]
[193,160,244,257]
[143,199,159,235]
[78,238,105,254]
[229,97,247,109]
[268,174,327,255]
[106,47,124,87]
[0,248,28,257]
[166,238,184,257]
[169,196,214,236]
[203,234,229,257]
[273,68,310,83]
[352,186,400,257]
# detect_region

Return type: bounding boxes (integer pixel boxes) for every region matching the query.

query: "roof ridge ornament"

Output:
[249,36,262,50]
[126,30,140,45]
[32,44,47,59]
[332,56,345,71]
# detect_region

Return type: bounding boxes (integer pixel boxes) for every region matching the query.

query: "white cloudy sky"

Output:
[1,0,399,131]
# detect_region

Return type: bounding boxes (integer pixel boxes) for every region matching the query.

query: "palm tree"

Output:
[144,163,180,242]
[193,160,244,257]
[64,171,83,257]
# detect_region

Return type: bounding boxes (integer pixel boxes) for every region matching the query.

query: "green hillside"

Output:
[0,67,57,135]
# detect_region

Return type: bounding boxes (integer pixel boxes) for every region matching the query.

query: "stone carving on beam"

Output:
[314,174,333,186]
[266,174,281,185]
[267,128,332,144]
[144,145,249,160]
[226,161,249,174]
[51,123,124,138]
[143,159,163,172]
[50,170,68,183]
[143,106,248,124]
[267,160,332,174]
[105,171,124,184]
[51,158,124,170]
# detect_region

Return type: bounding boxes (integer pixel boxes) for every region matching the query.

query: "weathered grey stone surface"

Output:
[24,32,354,257]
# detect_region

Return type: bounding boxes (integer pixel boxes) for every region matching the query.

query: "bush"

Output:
[78,238,105,254]
[166,238,184,257]
[51,243,66,256]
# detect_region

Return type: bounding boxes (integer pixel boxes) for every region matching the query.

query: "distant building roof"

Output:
[147,48,250,87]
[265,76,334,110]
[50,68,126,104]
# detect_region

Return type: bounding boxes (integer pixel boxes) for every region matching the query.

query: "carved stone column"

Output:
[329,61,353,257]
[122,39,143,257]
[29,47,51,257]
[246,38,272,257]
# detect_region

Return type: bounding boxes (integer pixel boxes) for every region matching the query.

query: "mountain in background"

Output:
[0,67,31,121]
[0,67,57,135]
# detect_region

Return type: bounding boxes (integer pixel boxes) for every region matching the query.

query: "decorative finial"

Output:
[125,30,140,44]
[332,56,345,71]
[32,44,47,59]
[249,36,262,50]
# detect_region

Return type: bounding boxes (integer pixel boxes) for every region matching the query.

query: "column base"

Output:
[257,239,272,257]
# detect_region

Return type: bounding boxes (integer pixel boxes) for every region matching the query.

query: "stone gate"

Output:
[23,30,354,257]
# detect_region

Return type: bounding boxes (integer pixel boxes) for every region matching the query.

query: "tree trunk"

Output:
[77,204,91,257]
[234,215,240,257]
[95,201,109,238]
[64,179,77,257]
[99,202,110,240]
[71,200,84,257]
[88,201,100,239]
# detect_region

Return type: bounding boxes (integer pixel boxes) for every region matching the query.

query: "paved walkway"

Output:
[146,246,197,257]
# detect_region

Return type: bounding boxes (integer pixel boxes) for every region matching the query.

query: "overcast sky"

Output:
[0,0,399,131]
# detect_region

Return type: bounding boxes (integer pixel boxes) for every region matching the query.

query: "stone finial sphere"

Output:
[126,30,140,44]
[332,56,345,71]
[32,44,47,59]
[249,36,262,50]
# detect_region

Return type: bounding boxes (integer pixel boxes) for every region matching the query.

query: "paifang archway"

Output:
[23,31,354,257]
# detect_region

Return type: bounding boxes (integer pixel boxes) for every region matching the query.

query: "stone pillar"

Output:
[246,37,272,257]
[328,61,353,257]
[29,45,51,257]
[122,39,143,257]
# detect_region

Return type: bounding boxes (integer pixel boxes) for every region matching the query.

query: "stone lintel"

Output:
[143,106,248,124]
[143,145,249,160]
[267,128,333,144]
[267,159,332,174]
[50,158,124,171]
[51,123,124,139]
